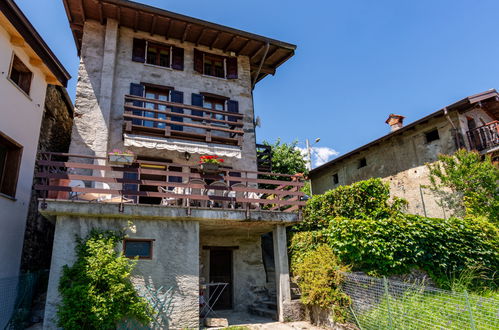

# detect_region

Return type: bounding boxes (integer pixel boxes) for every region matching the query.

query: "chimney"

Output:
[385,114,405,132]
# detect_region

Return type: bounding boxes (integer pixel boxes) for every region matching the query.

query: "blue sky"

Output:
[16,0,499,167]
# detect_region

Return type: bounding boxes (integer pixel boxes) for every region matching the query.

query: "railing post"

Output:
[383,276,394,330]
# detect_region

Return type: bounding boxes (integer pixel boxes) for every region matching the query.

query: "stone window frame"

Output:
[123,238,155,260]
[0,131,23,200]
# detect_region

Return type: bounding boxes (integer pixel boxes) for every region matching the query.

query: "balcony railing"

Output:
[124,95,244,146]
[35,153,306,213]
[466,121,499,152]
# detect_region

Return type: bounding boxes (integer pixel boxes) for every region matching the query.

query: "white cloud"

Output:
[296,146,339,168]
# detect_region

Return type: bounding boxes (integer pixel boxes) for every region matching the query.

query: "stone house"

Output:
[309,90,499,218]
[38,0,303,328]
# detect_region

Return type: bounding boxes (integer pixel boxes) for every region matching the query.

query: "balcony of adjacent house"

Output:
[34,152,306,222]
[466,120,499,153]
[123,93,244,156]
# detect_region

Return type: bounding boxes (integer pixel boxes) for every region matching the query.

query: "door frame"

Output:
[205,246,237,310]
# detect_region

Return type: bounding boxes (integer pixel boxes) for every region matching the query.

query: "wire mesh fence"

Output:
[0,271,47,330]
[342,273,499,330]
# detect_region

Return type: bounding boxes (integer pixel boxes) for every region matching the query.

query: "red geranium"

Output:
[199,155,224,164]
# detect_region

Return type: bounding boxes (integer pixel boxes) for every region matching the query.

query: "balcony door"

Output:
[144,88,169,129]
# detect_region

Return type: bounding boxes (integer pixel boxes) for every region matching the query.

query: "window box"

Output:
[199,162,221,174]
[108,154,136,165]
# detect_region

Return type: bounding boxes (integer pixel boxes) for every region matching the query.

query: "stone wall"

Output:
[44,216,200,329]
[21,85,73,272]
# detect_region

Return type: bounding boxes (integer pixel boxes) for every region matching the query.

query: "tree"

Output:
[426,149,499,224]
[262,139,307,175]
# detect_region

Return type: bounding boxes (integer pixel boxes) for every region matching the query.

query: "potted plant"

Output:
[108,149,136,165]
[199,155,224,174]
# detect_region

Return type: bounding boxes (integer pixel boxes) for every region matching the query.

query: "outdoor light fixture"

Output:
[184,151,191,160]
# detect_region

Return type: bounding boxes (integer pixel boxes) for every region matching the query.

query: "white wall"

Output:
[0,23,48,279]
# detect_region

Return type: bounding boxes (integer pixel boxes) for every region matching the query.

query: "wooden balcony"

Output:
[123,95,244,146]
[35,153,306,214]
[466,121,499,152]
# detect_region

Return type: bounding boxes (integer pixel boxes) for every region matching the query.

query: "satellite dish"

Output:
[254,116,261,128]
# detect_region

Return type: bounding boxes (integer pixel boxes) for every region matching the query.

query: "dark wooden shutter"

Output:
[191,93,204,117]
[193,49,204,74]
[129,83,144,125]
[132,38,146,63]
[227,100,239,122]
[170,90,184,131]
[171,46,184,70]
[226,57,238,79]
[123,165,139,203]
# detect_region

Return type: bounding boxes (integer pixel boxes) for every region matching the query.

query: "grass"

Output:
[353,289,499,330]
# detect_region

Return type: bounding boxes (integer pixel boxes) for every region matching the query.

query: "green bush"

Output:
[300,178,407,230]
[290,215,499,289]
[58,230,152,329]
[292,245,351,321]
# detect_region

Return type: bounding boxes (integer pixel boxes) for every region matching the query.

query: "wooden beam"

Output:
[250,65,275,75]
[181,23,191,43]
[265,47,279,61]
[224,35,237,53]
[250,43,266,61]
[210,31,220,50]
[45,75,58,85]
[150,15,157,35]
[166,19,174,40]
[98,2,104,25]
[163,18,171,40]
[10,35,24,47]
[116,5,121,23]
[236,39,251,55]
[62,0,72,23]
[133,11,139,32]
[78,0,85,22]
[196,28,207,46]
[70,23,83,31]
[29,57,43,67]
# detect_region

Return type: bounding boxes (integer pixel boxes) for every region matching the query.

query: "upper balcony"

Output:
[35,153,306,221]
[123,95,244,147]
[466,121,499,153]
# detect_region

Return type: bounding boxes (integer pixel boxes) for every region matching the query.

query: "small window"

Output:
[9,55,32,95]
[123,239,154,259]
[332,173,339,185]
[203,96,226,121]
[358,158,367,169]
[204,54,225,78]
[194,49,238,79]
[146,42,171,68]
[425,129,440,143]
[0,132,23,198]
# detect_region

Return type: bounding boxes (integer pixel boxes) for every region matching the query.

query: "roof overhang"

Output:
[309,89,499,177]
[0,0,70,86]
[63,0,296,84]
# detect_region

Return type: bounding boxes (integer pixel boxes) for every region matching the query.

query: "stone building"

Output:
[310,90,499,218]
[0,0,70,327]
[39,0,303,328]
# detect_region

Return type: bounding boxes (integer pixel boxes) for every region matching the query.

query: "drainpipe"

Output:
[443,107,462,149]
[251,42,270,90]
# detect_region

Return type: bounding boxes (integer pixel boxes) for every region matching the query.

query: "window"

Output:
[203,96,226,121]
[123,239,154,259]
[144,87,170,128]
[194,49,238,79]
[332,173,339,185]
[358,158,367,169]
[425,129,440,143]
[0,132,23,198]
[132,38,184,70]
[9,55,32,95]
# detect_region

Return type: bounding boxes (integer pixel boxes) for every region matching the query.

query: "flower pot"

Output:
[108,154,135,165]
[199,162,221,174]
[48,178,70,200]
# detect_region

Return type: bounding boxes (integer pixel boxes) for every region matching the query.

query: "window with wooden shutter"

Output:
[191,93,204,117]
[194,49,204,74]
[227,100,239,122]
[129,83,145,126]
[0,131,23,198]
[132,38,146,63]
[170,90,184,131]
[171,47,184,70]
[226,57,238,79]
[9,55,32,95]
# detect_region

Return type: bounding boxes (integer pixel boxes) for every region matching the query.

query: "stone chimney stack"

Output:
[385,114,405,132]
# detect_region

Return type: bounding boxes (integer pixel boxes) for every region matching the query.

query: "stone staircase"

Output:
[248,287,277,320]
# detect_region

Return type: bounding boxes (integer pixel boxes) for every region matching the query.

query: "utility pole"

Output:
[305,138,312,171]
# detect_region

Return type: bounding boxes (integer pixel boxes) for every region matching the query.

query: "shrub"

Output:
[57,230,152,329]
[300,178,407,230]
[292,245,351,321]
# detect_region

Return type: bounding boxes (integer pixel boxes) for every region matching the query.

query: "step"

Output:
[261,300,277,310]
[248,306,277,320]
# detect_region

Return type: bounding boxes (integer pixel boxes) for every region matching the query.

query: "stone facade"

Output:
[21,85,73,272]
[310,102,497,218]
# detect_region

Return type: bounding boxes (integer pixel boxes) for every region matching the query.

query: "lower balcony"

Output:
[466,121,499,152]
[35,153,306,217]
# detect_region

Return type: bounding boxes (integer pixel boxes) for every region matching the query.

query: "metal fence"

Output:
[0,271,47,330]
[342,273,499,330]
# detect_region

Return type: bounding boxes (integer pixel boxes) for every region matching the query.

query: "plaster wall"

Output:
[0,22,48,279]
[311,115,460,218]
[200,232,267,312]
[70,20,257,172]
[43,216,199,329]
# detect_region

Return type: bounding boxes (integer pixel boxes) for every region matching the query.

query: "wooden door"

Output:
[209,249,233,310]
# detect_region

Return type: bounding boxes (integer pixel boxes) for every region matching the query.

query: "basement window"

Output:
[358,158,367,169]
[332,173,339,185]
[0,131,23,199]
[425,129,440,143]
[9,55,32,95]
[123,239,154,259]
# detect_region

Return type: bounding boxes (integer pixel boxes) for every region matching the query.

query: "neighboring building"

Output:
[310,90,499,218]
[38,0,302,328]
[0,0,70,280]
